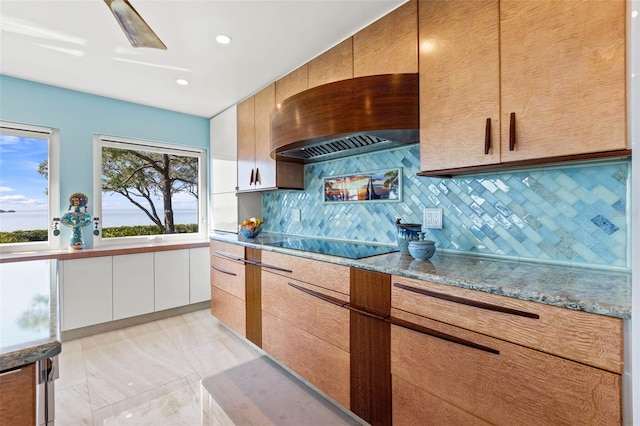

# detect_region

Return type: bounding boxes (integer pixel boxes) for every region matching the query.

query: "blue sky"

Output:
[0,135,48,212]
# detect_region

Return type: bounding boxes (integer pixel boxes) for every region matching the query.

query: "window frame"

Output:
[0,121,60,253]
[93,134,208,247]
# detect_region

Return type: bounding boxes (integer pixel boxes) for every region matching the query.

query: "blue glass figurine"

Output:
[61,192,92,250]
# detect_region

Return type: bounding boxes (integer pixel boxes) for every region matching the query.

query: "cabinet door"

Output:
[419,0,500,171]
[0,363,36,425]
[353,0,418,77]
[237,96,255,191]
[189,247,210,303]
[112,253,154,320]
[261,270,351,408]
[500,0,626,161]
[62,257,112,330]
[154,249,190,311]
[253,83,276,189]
[275,65,308,105]
[391,309,621,425]
[210,105,238,194]
[308,38,353,89]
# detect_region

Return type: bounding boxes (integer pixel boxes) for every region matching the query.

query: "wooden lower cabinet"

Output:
[261,269,351,408]
[0,363,36,426]
[391,309,622,425]
[210,242,262,346]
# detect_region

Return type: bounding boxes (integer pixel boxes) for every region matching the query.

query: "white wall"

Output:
[627,1,639,424]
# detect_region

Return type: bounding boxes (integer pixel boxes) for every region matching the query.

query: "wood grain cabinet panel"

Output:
[499,0,626,161]
[0,363,36,426]
[353,0,418,77]
[262,312,350,408]
[236,96,255,191]
[419,0,500,171]
[262,271,350,352]
[260,250,350,295]
[419,0,626,175]
[391,309,621,425]
[260,251,351,408]
[391,275,623,373]
[308,38,354,88]
[275,65,308,105]
[210,241,247,336]
[237,86,303,192]
[254,84,277,189]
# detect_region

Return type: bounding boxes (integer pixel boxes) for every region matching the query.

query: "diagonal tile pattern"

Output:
[263,145,630,269]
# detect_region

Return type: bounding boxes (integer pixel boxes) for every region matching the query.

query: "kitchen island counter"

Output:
[0,259,61,371]
[211,232,631,319]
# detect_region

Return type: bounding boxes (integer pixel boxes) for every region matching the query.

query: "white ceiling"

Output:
[0,0,406,118]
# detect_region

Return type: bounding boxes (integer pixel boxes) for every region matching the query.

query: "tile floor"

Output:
[55,309,265,425]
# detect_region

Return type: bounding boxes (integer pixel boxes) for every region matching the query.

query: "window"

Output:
[93,135,207,245]
[0,122,60,252]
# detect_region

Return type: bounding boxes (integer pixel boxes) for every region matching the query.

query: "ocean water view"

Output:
[0,208,198,232]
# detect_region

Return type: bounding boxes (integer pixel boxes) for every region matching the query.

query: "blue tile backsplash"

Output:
[262,145,630,270]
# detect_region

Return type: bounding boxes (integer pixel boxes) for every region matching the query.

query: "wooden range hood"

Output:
[271,73,419,163]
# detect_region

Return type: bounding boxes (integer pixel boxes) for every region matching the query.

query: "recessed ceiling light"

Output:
[176,78,189,86]
[215,34,232,45]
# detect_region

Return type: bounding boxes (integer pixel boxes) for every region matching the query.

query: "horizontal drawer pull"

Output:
[394,283,539,319]
[0,368,22,377]
[211,265,237,276]
[260,262,293,273]
[344,303,389,320]
[214,250,245,262]
[389,316,499,355]
[288,282,348,307]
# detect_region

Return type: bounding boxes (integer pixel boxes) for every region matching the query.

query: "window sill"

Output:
[0,240,210,264]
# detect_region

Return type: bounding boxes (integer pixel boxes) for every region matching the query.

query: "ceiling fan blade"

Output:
[104,0,167,50]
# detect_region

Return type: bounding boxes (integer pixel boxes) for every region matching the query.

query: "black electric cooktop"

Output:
[264,238,398,259]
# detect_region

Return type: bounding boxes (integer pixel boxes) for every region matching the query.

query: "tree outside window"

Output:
[94,136,206,244]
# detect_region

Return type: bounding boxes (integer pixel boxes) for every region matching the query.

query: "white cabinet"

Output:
[189,247,210,303]
[61,248,209,331]
[61,257,112,330]
[154,249,190,310]
[112,253,154,320]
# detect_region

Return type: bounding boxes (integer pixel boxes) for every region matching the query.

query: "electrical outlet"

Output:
[423,208,443,229]
[291,208,301,223]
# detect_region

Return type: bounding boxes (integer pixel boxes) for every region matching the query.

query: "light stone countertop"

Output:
[0,259,61,371]
[211,232,631,319]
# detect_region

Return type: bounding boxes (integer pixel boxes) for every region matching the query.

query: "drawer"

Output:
[262,311,350,408]
[262,270,350,352]
[210,241,245,260]
[0,363,36,426]
[211,286,245,336]
[391,275,623,373]
[391,308,621,425]
[211,256,246,300]
[261,250,350,295]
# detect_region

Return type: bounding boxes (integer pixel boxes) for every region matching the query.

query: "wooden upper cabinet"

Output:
[419,0,627,175]
[236,96,255,191]
[254,83,277,189]
[419,0,500,171]
[237,84,303,192]
[499,0,626,161]
[275,65,308,106]
[308,38,354,89]
[353,0,418,77]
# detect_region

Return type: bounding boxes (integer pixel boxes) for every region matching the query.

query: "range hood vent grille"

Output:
[279,133,391,161]
[271,73,419,163]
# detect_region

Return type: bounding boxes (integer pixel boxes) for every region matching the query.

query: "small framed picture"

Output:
[323,168,401,203]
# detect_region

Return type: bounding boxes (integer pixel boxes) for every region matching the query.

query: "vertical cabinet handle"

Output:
[255,167,261,185]
[250,169,255,185]
[484,118,491,155]
[509,112,516,151]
